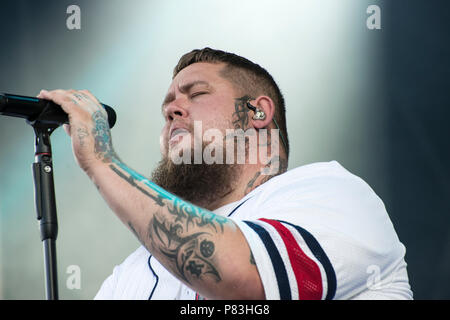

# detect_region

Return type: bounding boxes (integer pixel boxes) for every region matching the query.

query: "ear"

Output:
[249,96,275,129]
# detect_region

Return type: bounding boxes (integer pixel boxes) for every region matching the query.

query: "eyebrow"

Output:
[161,80,211,113]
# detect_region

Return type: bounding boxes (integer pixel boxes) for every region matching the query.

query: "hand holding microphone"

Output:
[36,89,118,173]
[1,90,118,298]
[1,89,117,172]
[0,91,116,128]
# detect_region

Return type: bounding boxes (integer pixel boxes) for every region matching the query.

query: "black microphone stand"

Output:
[1,93,117,299]
[27,118,60,300]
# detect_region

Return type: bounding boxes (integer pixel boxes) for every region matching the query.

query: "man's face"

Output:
[152,62,243,209]
[160,62,237,158]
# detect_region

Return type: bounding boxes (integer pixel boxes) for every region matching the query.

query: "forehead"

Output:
[161,62,236,111]
[170,62,227,90]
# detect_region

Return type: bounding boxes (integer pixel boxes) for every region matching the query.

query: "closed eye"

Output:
[190,92,208,99]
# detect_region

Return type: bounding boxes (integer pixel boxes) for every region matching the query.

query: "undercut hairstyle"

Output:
[173,47,290,160]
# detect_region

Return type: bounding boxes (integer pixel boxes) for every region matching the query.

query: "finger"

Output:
[39,89,103,119]
[38,89,69,102]
[38,89,79,114]
[37,89,49,98]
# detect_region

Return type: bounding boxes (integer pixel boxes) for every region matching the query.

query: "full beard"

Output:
[150,143,241,210]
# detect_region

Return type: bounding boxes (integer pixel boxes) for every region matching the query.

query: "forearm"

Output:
[34,88,263,299]
[89,157,263,299]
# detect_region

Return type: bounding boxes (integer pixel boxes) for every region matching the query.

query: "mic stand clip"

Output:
[27,117,60,300]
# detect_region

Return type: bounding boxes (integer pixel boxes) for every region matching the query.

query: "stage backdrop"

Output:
[0,0,448,299]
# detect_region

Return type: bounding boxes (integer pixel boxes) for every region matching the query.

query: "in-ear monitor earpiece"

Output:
[246,101,266,120]
[246,100,288,153]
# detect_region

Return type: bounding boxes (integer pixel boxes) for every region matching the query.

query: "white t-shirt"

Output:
[94,161,413,300]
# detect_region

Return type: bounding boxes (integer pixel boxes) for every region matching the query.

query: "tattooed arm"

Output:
[36,89,265,300]
[95,159,265,299]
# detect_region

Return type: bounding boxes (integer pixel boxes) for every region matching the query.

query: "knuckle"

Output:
[52,89,66,97]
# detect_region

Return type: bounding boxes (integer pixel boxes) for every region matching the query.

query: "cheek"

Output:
[202,115,233,135]
[193,102,231,129]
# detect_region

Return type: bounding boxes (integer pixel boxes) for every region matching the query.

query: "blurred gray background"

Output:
[0,0,448,299]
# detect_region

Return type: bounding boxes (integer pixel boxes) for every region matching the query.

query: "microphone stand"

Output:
[27,118,60,300]
[1,93,116,299]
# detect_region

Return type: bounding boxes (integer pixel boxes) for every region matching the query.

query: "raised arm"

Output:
[37,89,264,300]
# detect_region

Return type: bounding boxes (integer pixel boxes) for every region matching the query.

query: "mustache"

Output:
[164,121,194,147]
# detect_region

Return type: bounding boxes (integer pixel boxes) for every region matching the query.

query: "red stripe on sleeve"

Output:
[259,218,323,300]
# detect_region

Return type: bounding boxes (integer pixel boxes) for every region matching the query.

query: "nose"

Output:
[164,100,189,121]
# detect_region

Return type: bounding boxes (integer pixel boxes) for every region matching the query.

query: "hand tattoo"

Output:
[76,127,89,147]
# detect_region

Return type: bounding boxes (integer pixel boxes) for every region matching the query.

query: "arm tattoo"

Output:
[128,221,145,247]
[109,164,166,206]
[87,107,230,284]
[92,110,116,162]
[149,215,221,283]
[165,197,228,233]
[109,159,231,284]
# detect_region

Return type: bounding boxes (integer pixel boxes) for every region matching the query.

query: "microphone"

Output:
[0,93,117,128]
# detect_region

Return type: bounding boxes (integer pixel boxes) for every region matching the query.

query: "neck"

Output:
[206,159,287,212]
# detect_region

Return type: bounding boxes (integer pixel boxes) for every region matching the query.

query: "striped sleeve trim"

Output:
[241,219,336,300]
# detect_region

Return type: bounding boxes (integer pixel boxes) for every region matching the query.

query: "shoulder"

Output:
[244,161,382,217]
[230,161,412,300]
[241,161,397,247]
[259,160,374,198]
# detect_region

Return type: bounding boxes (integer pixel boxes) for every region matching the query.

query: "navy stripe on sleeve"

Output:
[244,221,292,300]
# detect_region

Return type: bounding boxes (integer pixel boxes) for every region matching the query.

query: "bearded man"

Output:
[37,48,412,300]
